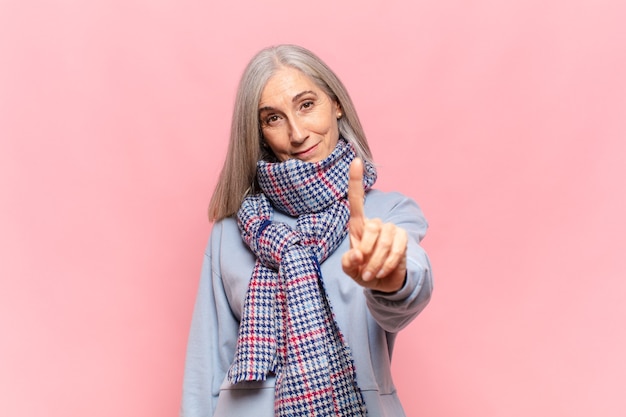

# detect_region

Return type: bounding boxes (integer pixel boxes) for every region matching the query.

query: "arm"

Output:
[181,226,240,417]
[362,195,433,333]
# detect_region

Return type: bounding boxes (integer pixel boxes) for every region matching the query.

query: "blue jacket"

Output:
[181,190,433,416]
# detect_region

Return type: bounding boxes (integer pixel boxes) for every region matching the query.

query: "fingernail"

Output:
[376,269,385,278]
[362,271,372,281]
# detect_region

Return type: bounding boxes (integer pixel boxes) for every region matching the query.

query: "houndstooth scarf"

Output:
[227,139,376,416]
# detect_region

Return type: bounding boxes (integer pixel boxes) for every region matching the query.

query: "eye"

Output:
[263,114,281,126]
[300,100,314,110]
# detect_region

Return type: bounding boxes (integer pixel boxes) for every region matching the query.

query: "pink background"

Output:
[1,0,625,416]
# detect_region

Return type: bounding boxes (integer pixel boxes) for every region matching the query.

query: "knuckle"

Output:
[390,246,405,258]
[366,256,383,271]
[364,221,381,233]
[378,233,393,247]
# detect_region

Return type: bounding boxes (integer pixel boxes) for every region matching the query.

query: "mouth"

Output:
[292,143,319,160]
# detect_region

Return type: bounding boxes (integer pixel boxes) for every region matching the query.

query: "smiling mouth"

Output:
[293,143,319,158]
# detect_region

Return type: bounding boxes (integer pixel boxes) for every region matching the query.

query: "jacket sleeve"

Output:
[180,225,240,417]
[363,193,433,333]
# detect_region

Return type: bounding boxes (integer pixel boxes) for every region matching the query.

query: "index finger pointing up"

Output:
[348,158,366,226]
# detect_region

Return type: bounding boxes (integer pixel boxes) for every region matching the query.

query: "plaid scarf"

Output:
[227,139,376,416]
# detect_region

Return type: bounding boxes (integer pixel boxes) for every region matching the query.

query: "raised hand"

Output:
[341,158,408,293]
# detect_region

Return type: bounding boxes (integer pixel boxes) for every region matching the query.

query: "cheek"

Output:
[316,113,336,134]
[264,135,291,160]
[328,116,340,137]
[264,130,287,147]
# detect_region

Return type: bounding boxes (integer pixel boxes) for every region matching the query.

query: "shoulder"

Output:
[206,216,246,256]
[364,189,424,218]
[364,189,428,242]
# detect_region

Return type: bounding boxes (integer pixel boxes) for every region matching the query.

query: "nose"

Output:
[288,116,308,144]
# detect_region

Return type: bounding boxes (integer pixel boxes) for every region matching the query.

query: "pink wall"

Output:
[2,0,625,416]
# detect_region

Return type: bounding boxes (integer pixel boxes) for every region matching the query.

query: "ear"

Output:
[336,102,343,119]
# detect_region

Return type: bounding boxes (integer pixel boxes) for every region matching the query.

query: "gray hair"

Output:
[208,44,374,221]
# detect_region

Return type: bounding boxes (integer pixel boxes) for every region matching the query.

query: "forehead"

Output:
[259,67,322,106]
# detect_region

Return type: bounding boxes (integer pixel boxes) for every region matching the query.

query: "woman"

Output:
[181,44,433,417]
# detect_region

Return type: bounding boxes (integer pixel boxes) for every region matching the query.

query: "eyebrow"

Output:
[292,90,317,103]
[258,90,318,113]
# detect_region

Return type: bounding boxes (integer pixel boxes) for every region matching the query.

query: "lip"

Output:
[292,143,319,161]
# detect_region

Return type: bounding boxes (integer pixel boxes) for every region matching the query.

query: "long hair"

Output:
[208,44,374,221]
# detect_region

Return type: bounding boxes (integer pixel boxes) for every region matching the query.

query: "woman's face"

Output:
[258,66,342,163]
